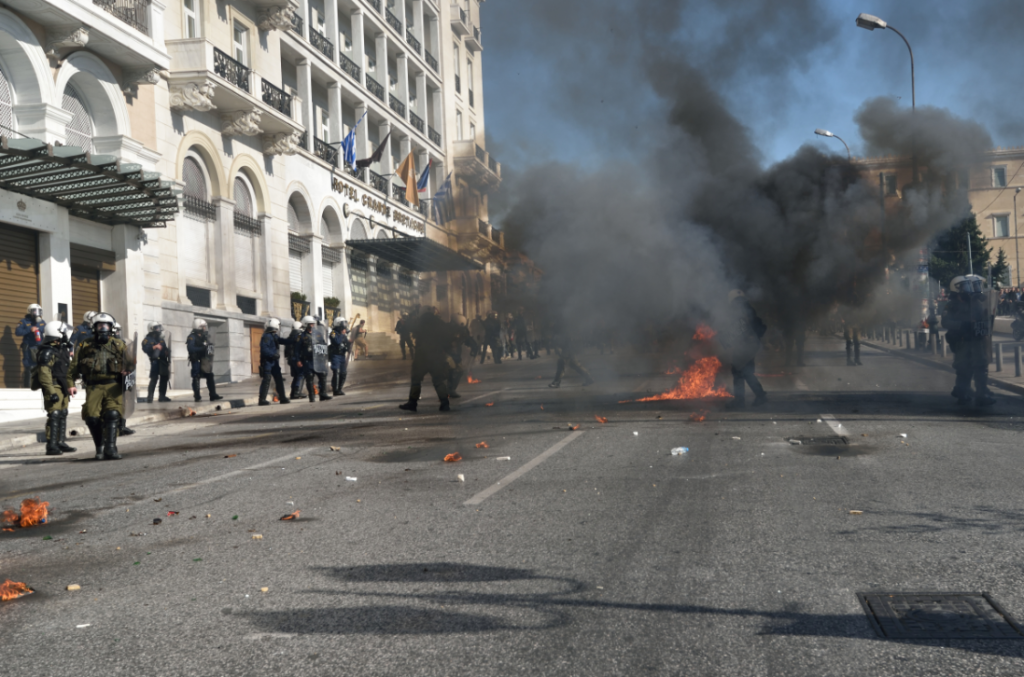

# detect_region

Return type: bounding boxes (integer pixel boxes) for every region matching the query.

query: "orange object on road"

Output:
[444,453,463,463]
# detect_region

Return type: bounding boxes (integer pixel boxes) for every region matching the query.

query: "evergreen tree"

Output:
[993,248,1010,288]
[929,213,992,291]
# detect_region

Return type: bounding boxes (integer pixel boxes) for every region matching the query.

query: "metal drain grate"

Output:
[787,436,848,446]
[858,592,1024,639]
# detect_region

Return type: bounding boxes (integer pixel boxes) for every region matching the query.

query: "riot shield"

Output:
[313,326,329,374]
[123,331,138,418]
[159,330,172,379]
[200,339,215,374]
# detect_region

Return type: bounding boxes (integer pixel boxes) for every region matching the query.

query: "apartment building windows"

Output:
[467,59,474,107]
[456,110,463,140]
[469,122,475,142]
[233,21,249,65]
[454,43,461,93]
[883,173,897,196]
[318,107,330,143]
[993,166,1008,188]
[994,214,1010,238]
[184,0,200,38]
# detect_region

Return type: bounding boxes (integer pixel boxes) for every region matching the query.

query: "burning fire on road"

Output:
[0,580,33,601]
[623,326,733,403]
[467,375,481,384]
[1,498,49,528]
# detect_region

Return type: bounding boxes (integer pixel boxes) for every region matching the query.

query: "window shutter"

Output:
[235,230,256,292]
[181,217,209,282]
[62,83,93,152]
[322,261,334,297]
[289,250,303,292]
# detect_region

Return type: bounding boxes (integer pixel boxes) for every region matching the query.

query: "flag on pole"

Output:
[417,158,432,193]
[432,171,454,225]
[396,152,420,207]
[341,111,366,172]
[356,132,390,169]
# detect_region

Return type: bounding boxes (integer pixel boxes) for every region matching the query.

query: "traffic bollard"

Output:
[905,330,912,350]
[897,329,902,347]
[996,343,1003,372]
[940,335,947,358]
[930,333,937,354]
[1016,346,1023,378]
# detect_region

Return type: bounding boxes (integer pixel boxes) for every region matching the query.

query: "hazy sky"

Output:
[481,1,1024,171]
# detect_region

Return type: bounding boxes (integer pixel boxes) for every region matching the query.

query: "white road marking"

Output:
[158,450,317,497]
[459,389,506,404]
[464,430,584,506]
[793,379,851,436]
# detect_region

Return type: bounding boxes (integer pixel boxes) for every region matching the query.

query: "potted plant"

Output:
[291,292,310,321]
[324,297,341,327]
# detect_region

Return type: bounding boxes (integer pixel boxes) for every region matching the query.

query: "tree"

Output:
[993,248,1010,288]
[929,213,993,291]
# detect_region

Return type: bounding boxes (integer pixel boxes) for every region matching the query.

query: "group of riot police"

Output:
[258,315,352,406]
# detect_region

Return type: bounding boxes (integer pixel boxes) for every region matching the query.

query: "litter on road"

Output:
[457,474,465,482]
[252,534,263,540]
[849,510,864,515]
[594,416,608,424]
[1,580,33,601]
[475,442,489,449]
[444,453,463,463]
[495,456,511,461]
[330,446,341,451]
[345,477,357,482]
[671,448,688,456]
[66,584,81,591]
[1,497,49,528]
[152,518,162,525]
[279,511,300,521]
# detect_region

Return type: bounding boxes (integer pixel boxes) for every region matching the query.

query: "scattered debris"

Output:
[1,497,49,528]
[899,433,907,438]
[154,498,162,502]
[66,584,81,591]
[632,431,638,436]
[205,514,212,519]
[495,456,511,461]
[260,587,269,593]
[152,518,162,525]
[689,412,707,422]
[167,511,179,517]
[475,442,489,449]
[224,454,237,458]
[594,416,608,424]
[467,375,481,384]
[76,624,90,628]
[193,558,202,562]
[42,535,52,540]
[252,534,263,540]
[789,439,802,445]
[816,419,823,423]
[345,477,357,482]
[849,510,864,515]
[0,580,33,601]
[457,474,465,483]
[443,453,463,463]
[671,447,688,456]
[232,515,238,521]
[540,405,545,410]
[280,511,300,521]
[295,457,301,460]
[485,403,495,407]
[330,446,341,451]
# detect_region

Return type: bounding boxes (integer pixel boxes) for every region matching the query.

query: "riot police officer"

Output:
[297,316,331,402]
[548,328,594,389]
[396,313,414,360]
[942,275,995,407]
[186,319,222,402]
[286,320,307,400]
[142,322,172,403]
[69,313,135,460]
[35,321,77,456]
[70,310,97,352]
[480,311,503,364]
[720,290,768,408]
[15,303,45,388]
[329,317,352,396]
[446,314,477,398]
[399,307,455,412]
[258,318,290,406]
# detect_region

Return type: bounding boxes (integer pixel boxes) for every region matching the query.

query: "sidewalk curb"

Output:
[863,340,1024,397]
[0,371,411,455]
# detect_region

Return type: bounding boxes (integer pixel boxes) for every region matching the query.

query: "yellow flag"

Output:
[396,152,420,207]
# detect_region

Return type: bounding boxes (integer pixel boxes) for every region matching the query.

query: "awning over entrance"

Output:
[0,137,181,228]
[345,237,484,272]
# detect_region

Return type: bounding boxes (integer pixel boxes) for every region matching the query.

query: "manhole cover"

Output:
[787,436,848,446]
[858,592,1024,639]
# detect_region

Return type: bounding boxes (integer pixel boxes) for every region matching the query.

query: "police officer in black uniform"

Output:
[446,314,477,398]
[297,316,331,403]
[286,320,307,400]
[329,317,352,395]
[142,322,172,403]
[720,290,768,408]
[943,275,995,407]
[258,318,290,406]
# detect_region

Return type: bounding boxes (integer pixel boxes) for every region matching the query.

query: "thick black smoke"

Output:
[492,1,993,338]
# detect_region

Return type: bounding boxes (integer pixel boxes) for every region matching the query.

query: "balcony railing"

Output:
[214,48,250,93]
[369,170,388,193]
[491,228,501,244]
[309,26,334,60]
[93,0,150,35]
[385,8,402,33]
[290,11,303,35]
[475,145,486,163]
[469,89,474,108]
[409,111,425,133]
[478,219,489,236]
[366,75,385,102]
[428,126,441,146]
[473,25,481,44]
[368,0,381,12]
[261,79,292,116]
[455,6,467,24]
[425,50,438,72]
[488,155,498,174]
[406,30,421,54]
[389,94,406,118]
[455,74,461,94]
[233,212,262,235]
[298,130,308,150]
[183,195,216,221]
[314,137,338,167]
[392,182,408,206]
[339,52,361,81]
[346,165,365,182]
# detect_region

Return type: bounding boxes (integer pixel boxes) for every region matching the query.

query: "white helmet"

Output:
[300,315,316,327]
[147,321,155,333]
[43,321,65,341]
[27,303,42,318]
[61,322,73,340]
[192,318,208,331]
[333,316,348,329]
[728,289,746,303]
[266,318,281,331]
[113,321,121,332]
[84,310,97,324]
[951,275,985,294]
[453,314,467,327]
[292,320,302,331]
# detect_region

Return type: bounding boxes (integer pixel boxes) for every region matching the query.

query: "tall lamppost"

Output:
[1015,187,1021,287]
[856,13,917,184]
[814,128,851,159]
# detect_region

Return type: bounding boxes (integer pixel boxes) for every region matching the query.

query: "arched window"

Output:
[183,156,209,201]
[233,175,259,295]
[287,196,310,294]
[180,152,212,283]
[234,176,253,216]
[62,83,94,152]
[0,66,14,136]
[287,200,300,232]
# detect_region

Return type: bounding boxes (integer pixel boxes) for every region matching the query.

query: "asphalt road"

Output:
[3,336,1024,676]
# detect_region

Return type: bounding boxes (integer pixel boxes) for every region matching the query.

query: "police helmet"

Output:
[61,322,73,340]
[84,310,97,324]
[300,315,316,329]
[292,320,302,331]
[192,318,208,331]
[951,275,985,294]
[728,289,746,303]
[27,303,42,317]
[333,316,348,329]
[266,318,281,331]
[453,314,467,327]
[147,321,155,333]
[93,312,115,342]
[43,321,65,342]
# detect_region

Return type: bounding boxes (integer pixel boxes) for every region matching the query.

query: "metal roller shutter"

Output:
[322,261,334,298]
[289,250,303,292]
[71,268,100,324]
[181,217,209,282]
[0,224,38,388]
[235,230,256,293]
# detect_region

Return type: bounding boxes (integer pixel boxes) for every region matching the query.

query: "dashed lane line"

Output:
[464,430,585,506]
[793,379,853,436]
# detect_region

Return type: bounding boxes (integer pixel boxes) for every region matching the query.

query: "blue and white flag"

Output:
[432,171,454,225]
[417,158,432,193]
[341,111,366,172]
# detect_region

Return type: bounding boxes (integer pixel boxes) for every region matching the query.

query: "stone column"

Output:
[299,0,310,40]
[355,101,369,167]
[380,119,393,191]
[325,0,339,62]
[413,0,424,46]
[375,31,388,93]
[298,58,313,152]
[38,212,72,325]
[107,224,146,342]
[259,213,275,316]
[328,81,343,150]
[352,10,366,86]
[307,236,324,319]
[397,51,409,116]
[415,71,427,121]
[212,197,239,313]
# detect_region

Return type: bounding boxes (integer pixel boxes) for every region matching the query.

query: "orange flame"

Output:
[689,411,707,422]
[485,403,495,407]
[444,453,463,463]
[594,416,608,424]
[467,376,481,384]
[0,580,33,601]
[693,325,717,342]
[2,498,49,528]
[568,424,579,431]
[634,357,732,402]
[475,442,489,449]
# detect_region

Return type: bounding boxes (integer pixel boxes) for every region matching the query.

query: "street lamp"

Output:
[814,128,851,159]
[856,12,917,182]
[1015,187,1021,287]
